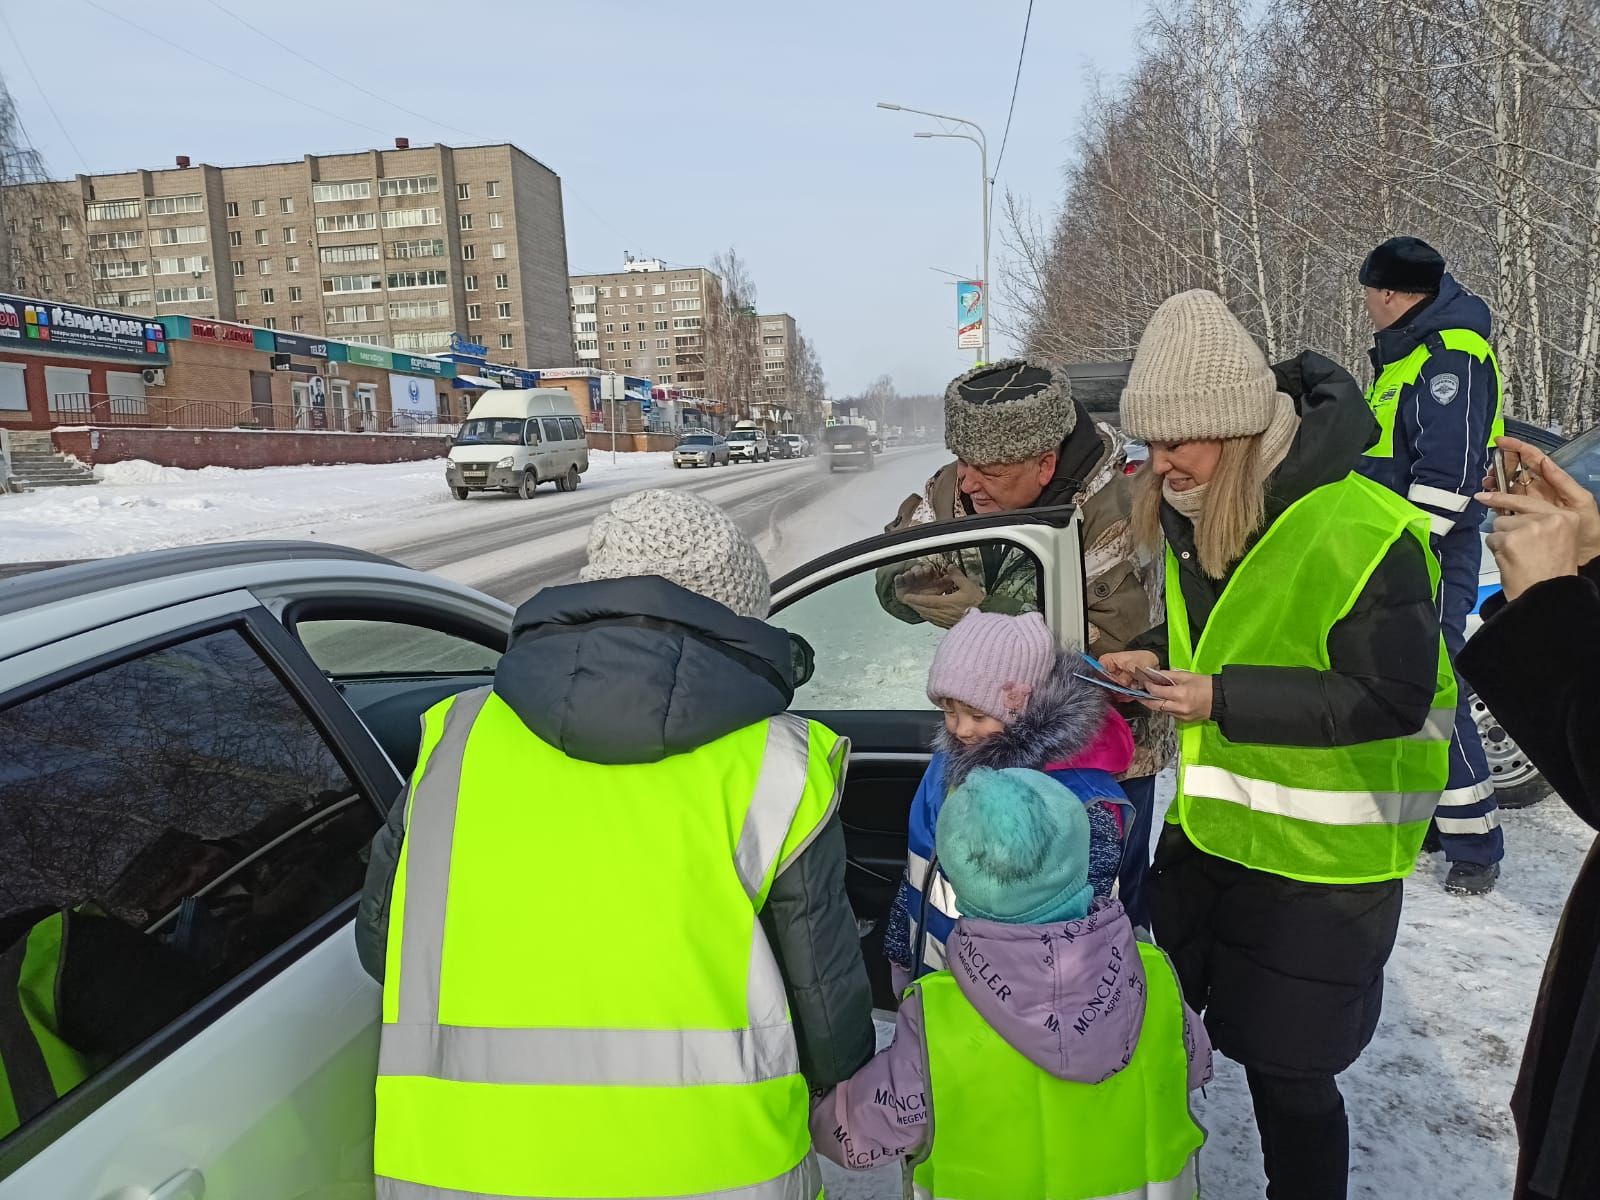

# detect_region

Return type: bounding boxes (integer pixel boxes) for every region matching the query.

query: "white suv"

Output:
[727,427,770,462]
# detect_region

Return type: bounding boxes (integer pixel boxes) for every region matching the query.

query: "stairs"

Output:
[5,431,100,489]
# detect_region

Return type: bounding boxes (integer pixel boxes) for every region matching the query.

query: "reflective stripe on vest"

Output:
[0,911,92,1139]
[1166,473,1455,884]
[378,1157,821,1200]
[1364,328,1506,460]
[912,942,1204,1200]
[375,686,841,1199]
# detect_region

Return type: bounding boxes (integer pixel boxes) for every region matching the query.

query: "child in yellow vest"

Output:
[812,767,1211,1196]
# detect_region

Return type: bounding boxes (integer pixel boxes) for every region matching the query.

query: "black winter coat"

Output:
[1458,562,1600,1200]
[1138,352,1443,1077]
[355,576,876,1090]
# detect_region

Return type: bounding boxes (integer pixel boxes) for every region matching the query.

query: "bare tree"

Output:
[789,330,827,433]
[705,248,763,423]
[0,73,93,304]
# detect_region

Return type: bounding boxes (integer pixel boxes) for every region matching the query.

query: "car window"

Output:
[455,418,524,446]
[558,417,581,440]
[296,619,502,677]
[778,540,1044,709]
[680,436,713,446]
[0,629,379,1139]
[1553,424,1600,503]
[541,418,562,443]
[524,418,541,445]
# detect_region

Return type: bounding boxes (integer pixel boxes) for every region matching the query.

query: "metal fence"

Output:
[45,393,452,435]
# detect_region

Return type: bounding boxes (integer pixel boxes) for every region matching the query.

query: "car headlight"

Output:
[495,456,516,469]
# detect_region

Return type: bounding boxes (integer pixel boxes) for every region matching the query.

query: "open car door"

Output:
[770,506,1088,1007]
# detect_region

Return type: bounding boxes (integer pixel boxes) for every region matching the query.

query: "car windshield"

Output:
[729,430,758,441]
[1553,424,1600,503]
[679,436,713,447]
[455,418,526,446]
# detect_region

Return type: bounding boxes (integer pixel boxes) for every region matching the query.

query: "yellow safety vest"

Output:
[1167,473,1456,884]
[374,686,845,1200]
[1364,328,1505,461]
[912,942,1203,1200]
[0,911,93,1138]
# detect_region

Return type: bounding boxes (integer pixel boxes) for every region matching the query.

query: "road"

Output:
[347,447,948,604]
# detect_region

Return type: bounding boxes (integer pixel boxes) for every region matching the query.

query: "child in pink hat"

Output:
[884,609,1135,981]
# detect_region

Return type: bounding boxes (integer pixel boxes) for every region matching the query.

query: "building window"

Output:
[60,243,73,260]
[578,320,596,332]
[654,320,668,331]
[235,289,248,306]
[656,357,671,368]
[671,298,701,311]
[324,304,383,324]
[153,226,207,245]
[387,299,449,320]
[229,230,243,246]
[622,341,632,352]
[261,288,275,304]
[312,181,372,203]
[459,213,473,230]
[64,272,76,288]
[486,180,500,197]
[378,175,439,197]
[291,315,305,331]
[461,244,476,260]
[656,338,669,349]
[314,212,378,233]
[226,201,239,218]
[654,302,666,313]
[232,261,246,277]
[153,285,213,303]
[489,212,504,229]
[598,286,611,298]
[258,259,273,276]
[255,229,269,246]
[497,302,512,319]
[93,260,148,280]
[603,323,614,334]
[464,274,478,291]
[652,284,666,295]
[260,317,277,329]
[88,230,142,250]
[602,305,614,317]
[253,199,267,216]
[391,330,452,351]
[153,254,209,275]
[635,286,646,297]
[146,194,204,216]
[283,226,297,243]
[467,303,481,320]
[635,304,645,314]
[323,273,382,293]
[387,237,446,260]
[672,317,702,329]
[621,323,631,333]
[670,278,698,292]
[381,207,440,229]
[605,341,616,352]
[286,257,300,272]
[386,269,449,290]
[490,243,506,259]
[319,243,380,264]
[574,303,596,315]
[500,334,514,350]
[280,197,295,213]
[289,286,303,302]
[457,183,471,200]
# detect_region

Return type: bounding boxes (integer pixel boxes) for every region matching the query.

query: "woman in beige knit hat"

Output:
[1100,290,1457,1199]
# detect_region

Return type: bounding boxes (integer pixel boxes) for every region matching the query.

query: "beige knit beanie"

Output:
[580,489,771,619]
[1120,290,1278,442]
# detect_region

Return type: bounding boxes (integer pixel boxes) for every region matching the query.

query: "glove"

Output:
[899,572,986,629]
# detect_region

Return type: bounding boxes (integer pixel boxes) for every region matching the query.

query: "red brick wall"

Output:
[0,351,151,428]
[52,427,450,470]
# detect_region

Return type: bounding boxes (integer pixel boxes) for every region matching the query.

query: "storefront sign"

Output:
[389,372,439,419]
[273,331,330,361]
[450,332,488,358]
[0,293,167,361]
[533,367,598,380]
[189,318,260,349]
[395,353,447,378]
[346,345,393,369]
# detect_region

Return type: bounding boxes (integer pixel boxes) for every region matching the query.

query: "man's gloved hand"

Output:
[897,571,986,629]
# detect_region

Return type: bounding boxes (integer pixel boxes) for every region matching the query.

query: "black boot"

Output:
[1445,860,1500,895]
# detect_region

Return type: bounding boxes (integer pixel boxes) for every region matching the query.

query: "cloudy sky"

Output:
[1,0,1143,394]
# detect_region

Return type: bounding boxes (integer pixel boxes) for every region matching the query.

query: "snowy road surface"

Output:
[0,445,1587,1196]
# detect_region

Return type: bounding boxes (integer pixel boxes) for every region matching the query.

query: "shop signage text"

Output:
[190,318,258,349]
[0,293,167,361]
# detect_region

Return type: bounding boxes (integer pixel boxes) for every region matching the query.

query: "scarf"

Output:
[1161,391,1300,518]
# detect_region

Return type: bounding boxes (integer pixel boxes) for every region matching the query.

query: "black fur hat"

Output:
[1359,236,1445,295]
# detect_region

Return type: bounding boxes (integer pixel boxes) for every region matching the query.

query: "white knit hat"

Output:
[1120,290,1279,442]
[579,489,771,619]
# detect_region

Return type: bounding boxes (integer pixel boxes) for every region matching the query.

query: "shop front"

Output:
[0,292,170,429]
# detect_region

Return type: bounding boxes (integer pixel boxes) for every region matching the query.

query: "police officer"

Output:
[356,488,874,1200]
[1357,236,1506,894]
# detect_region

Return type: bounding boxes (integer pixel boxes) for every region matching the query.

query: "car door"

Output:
[769,507,1086,1007]
[0,593,403,1199]
[540,417,568,478]
[559,417,589,474]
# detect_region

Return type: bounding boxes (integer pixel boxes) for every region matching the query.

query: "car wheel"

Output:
[519,470,539,500]
[566,465,581,492]
[1471,690,1548,808]
[451,486,470,500]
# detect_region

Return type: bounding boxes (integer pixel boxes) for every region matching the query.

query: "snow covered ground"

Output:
[1,442,1586,1198]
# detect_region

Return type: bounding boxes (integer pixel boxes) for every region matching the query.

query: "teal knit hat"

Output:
[936,767,1093,925]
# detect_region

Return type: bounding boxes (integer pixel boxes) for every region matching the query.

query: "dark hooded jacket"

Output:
[1136,352,1443,1077]
[813,900,1211,1171]
[355,576,876,1089]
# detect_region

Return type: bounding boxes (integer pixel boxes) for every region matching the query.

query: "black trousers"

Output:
[1246,1068,1349,1200]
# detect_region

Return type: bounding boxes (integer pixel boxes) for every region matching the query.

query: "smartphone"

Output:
[1493,447,1509,495]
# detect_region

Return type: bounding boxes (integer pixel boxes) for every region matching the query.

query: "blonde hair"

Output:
[1131,433,1269,578]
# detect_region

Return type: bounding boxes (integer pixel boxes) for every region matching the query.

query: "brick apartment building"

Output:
[756,312,796,409]
[568,257,722,401]
[2,141,573,370]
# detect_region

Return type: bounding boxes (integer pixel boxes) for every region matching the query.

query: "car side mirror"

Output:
[789,633,815,689]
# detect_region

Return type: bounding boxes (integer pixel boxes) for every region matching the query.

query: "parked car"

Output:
[727,426,771,463]
[445,389,589,500]
[772,435,799,460]
[0,505,1096,1189]
[782,434,812,459]
[672,433,730,469]
[824,424,875,472]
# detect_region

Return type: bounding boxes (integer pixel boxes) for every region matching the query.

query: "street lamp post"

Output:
[878,102,991,364]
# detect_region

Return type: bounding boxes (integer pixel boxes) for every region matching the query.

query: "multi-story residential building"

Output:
[756,312,796,408]
[568,257,722,400]
[1,141,572,368]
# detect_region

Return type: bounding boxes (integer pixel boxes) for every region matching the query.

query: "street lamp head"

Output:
[876,102,902,111]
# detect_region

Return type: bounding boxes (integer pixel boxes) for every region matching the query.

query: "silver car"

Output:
[673,433,730,469]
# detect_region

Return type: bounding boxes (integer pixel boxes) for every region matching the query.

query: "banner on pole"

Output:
[956,281,985,350]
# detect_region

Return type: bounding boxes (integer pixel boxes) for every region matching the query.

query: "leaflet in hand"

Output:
[1077,653,1174,700]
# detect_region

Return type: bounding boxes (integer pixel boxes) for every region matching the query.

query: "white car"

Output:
[0,507,1094,1192]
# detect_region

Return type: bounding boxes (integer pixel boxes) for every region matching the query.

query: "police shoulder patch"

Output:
[1430,373,1461,405]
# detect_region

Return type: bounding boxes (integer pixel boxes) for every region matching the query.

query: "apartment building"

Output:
[756,312,797,409]
[1,141,572,368]
[568,257,722,400]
